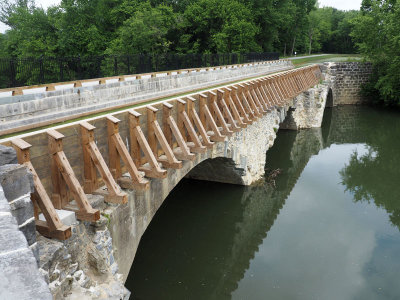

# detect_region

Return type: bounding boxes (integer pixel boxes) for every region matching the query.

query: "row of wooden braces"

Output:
[10,65,321,240]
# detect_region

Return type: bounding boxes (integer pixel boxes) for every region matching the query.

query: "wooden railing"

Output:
[1,65,321,240]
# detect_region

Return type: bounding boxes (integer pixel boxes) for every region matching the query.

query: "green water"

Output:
[125,106,400,300]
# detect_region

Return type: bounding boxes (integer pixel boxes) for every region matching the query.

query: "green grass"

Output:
[292,54,362,67]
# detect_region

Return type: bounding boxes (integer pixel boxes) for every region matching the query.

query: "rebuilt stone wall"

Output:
[0,60,292,135]
[321,62,373,106]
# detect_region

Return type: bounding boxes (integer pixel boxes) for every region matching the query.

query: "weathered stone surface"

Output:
[322,62,373,106]
[0,248,53,300]
[0,185,52,300]
[0,164,34,201]
[18,217,36,246]
[9,194,34,225]
[0,145,17,165]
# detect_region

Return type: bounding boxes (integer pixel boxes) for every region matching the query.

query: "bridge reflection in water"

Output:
[126,106,400,300]
[125,116,324,299]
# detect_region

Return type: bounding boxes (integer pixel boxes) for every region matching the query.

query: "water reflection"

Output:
[126,106,400,300]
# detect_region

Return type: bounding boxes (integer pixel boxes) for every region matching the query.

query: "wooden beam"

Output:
[107,116,149,190]
[209,91,233,136]
[186,96,214,148]
[12,138,72,240]
[147,105,182,169]
[163,103,196,161]
[80,122,128,203]
[128,110,168,178]
[46,130,101,222]
[178,99,206,153]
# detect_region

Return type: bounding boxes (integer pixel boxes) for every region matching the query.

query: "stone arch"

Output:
[326,88,334,107]
[185,157,245,185]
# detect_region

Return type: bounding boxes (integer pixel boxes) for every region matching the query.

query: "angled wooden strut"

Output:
[46,129,100,222]
[223,88,246,128]
[243,83,262,117]
[252,80,269,112]
[230,86,252,125]
[245,83,264,116]
[177,98,206,153]
[11,138,72,240]
[237,84,256,121]
[217,89,241,132]
[107,116,149,190]
[162,102,195,161]
[146,105,182,169]
[254,79,270,110]
[79,123,128,204]
[198,93,225,142]
[209,91,233,136]
[185,96,214,148]
[128,110,168,178]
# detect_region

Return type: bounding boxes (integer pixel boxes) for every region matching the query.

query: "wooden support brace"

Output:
[177,99,206,153]
[107,116,149,190]
[223,88,246,128]
[217,89,241,132]
[146,106,182,169]
[162,103,196,161]
[46,129,100,221]
[231,86,251,125]
[186,96,214,148]
[209,91,233,136]
[238,84,257,120]
[199,94,226,142]
[128,111,168,178]
[12,138,72,240]
[79,123,128,204]
[245,83,264,116]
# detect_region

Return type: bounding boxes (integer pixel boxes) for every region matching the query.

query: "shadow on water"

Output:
[125,105,400,299]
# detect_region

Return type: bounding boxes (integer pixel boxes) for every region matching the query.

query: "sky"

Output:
[0,0,362,34]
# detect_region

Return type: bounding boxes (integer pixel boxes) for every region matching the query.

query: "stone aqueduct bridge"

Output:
[0,60,371,299]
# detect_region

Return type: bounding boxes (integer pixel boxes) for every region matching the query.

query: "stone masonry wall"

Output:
[321,62,373,105]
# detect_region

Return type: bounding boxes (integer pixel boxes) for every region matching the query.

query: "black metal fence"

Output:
[0,52,279,89]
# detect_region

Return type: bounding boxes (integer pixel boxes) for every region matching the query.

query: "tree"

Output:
[351,0,400,105]
[178,0,261,53]
[108,2,176,54]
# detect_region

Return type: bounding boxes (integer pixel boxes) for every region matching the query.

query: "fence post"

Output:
[114,56,118,76]
[9,59,17,87]
[59,59,64,82]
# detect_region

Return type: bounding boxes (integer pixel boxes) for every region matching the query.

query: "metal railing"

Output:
[0,52,279,89]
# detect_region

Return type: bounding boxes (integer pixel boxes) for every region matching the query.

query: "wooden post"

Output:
[244,83,262,117]
[128,110,168,178]
[186,96,214,148]
[231,86,252,125]
[198,94,225,142]
[237,84,256,121]
[46,129,100,221]
[107,116,149,190]
[223,88,246,128]
[162,103,196,161]
[80,122,128,204]
[177,99,206,153]
[146,105,182,169]
[209,90,233,136]
[12,138,72,240]
[217,89,240,132]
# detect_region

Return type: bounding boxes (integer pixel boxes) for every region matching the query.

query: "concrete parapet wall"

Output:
[321,62,372,106]
[0,60,292,136]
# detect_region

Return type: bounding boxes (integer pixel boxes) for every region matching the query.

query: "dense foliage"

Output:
[351,0,400,106]
[0,0,359,58]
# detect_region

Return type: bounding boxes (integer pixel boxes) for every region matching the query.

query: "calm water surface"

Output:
[126,106,400,300]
